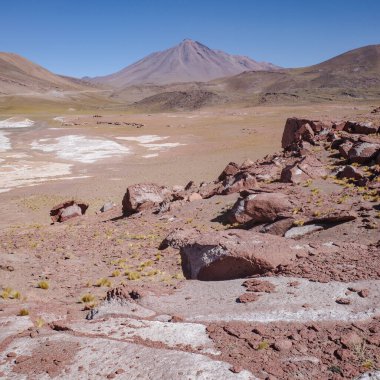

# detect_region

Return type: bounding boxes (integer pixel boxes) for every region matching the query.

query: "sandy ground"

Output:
[0,102,375,228]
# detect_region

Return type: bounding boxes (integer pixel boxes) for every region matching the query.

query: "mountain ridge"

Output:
[89,39,280,87]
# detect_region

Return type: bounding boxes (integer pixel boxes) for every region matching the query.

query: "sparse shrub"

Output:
[35,317,45,328]
[95,278,112,287]
[125,271,141,280]
[111,270,121,277]
[293,219,305,226]
[362,359,373,369]
[37,281,49,290]
[81,293,96,303]
[256,340,269,350]
[18,308,29,316]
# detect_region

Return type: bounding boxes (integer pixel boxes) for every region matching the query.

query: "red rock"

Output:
[242,279,276,293]
[343,121,379,135]
[260,218,295,236]
[122,183,170,214]
[281,117,319,149]
[50,200,88,223]
[240,159,254,170]
[188,193,202,202]
[358,289,369,298]
[336,298,351,305]
[337,165,364,181]
[340,331,362,348]
[273,339,292,351]
[236,293,260,303]
[348,142,380,164]
[338,141,354,159]
[220,172,258,195]
[218,162,239,181]
[162,229,302,280]
[229,192,292,224]
[280,155,326,183]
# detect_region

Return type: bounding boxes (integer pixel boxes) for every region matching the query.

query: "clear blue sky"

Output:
[1,0,379,78]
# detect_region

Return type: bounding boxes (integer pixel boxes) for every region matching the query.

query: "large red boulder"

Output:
[281,118,316,150]
[162,229,303,280]
[229,192,292,224]
[122,183,171,214]
[50,200,88,223]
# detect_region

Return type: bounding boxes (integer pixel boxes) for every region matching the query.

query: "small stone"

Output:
[236,293,260,303]
[6,352,16,358]
[229,365,243,373]
[358,289,369,298]
[115,369,125,374]
[336,298,351,305]
[340,331,362,348]
[273,339,292,351]
[107,374,116,379]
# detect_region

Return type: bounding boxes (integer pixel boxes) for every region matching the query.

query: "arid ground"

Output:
[0,101,379,379]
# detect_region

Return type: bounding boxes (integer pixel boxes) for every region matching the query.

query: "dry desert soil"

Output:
[0,101,379,380]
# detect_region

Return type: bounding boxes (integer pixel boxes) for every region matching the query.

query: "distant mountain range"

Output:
[89,39,280,87]
[0,41,379,109]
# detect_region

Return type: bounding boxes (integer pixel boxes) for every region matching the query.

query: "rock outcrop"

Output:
[229,192,292,224]
[162,229,303,280]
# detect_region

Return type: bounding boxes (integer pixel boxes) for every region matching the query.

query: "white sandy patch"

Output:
[117,135,169,144]
[31,135,131,163]
[142,154,159,158]
[0,117,34,128]
[0,161,73,192]
[141,142,186,151]
[70,317,219,354]
[0,131,11,152]
[5,153,30,159]
[53,116,66,123]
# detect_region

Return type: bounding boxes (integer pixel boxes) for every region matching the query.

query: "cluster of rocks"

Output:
[117,116,379,280]
[49,115,379,282]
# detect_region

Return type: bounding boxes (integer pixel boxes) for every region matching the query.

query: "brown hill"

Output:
[90,39,280,87]
[0,52,91,95]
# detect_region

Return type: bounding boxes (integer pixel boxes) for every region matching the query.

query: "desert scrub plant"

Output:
[18,308,29,316]
[125,271,141,280]
[1,287,21,300]
[35,317,45,328]
[361,359,373,370]
[256,340,269,350]
[293,219,305,226]
[111,270,121,277]
[139,260,153,268]
[303,179,313,187]
[37,280,49,290]
[95,278,112,287]
[144,269,160,277]
[81,293,96,303]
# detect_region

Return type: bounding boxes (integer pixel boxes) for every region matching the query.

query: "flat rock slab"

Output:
[69,317,219,354]
[0,334,256,380]
[0,317,33,344]
[137,277,380,323]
